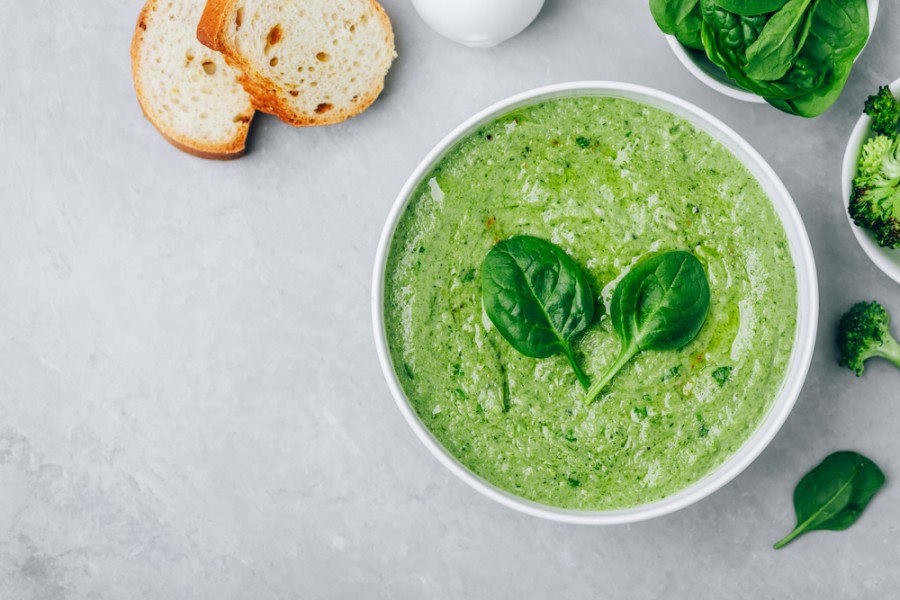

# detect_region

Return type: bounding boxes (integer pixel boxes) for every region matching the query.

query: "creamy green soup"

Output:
[383,96,797,510]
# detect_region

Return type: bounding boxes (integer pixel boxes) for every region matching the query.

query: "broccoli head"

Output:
[864,86,900,138]
[850,135,900,248]
[837,301,900,376]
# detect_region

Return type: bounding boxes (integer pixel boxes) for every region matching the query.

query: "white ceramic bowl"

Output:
[410,0,545,48]
[841,77,900,284]
[372,82,819,525]
[666,0,879,104]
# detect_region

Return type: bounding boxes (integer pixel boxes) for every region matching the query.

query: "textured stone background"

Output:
[2,1,899,598]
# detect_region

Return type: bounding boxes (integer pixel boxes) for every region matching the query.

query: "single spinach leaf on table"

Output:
[714,0,789,14]
[744,0,818,81]
[481,236,595,390]
[774,451,885,549]
[766,0,869,117]
[650,0,704,50]
[584,251,710,404]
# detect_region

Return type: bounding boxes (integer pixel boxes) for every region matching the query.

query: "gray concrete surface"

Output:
[2,1,899,598]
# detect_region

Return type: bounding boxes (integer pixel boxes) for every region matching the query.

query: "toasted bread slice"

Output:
[197,0,395,127]
[132,0,255,159]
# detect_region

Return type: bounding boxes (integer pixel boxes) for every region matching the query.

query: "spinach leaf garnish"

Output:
[584,251,710,404]
[481,236,594,390]
[774,451,885,549]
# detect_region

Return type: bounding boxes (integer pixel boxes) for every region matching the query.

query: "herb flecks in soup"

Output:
[384,96,797,510]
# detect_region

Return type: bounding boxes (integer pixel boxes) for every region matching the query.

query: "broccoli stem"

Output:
[870,333,900,369]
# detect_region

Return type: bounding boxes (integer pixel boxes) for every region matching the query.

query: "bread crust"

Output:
[196,0,231,52]
[132,0,254,160]
[196,0,394,127]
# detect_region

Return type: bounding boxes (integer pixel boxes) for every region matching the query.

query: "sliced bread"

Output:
[197,0,395,127]
[131,0,255,159]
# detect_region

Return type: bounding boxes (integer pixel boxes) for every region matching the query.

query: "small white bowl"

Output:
[410,0,545,48]
[666,0,879,104]
[372,82,819,525]
[841,77,900,284]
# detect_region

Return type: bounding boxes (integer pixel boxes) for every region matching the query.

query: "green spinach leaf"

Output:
[584,251,710,404]
[699,1,813,96]
[774,451,885,549]
[714,0,789,14]
[765,0,869,117]
[744,0,816,81]
[698,0,867,115]
[481,236,594,390]
[699,1,823,99]
[700,0,767,52]
[650,0,704,50]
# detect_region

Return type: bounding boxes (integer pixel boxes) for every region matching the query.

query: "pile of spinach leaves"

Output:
[650,0,870,117]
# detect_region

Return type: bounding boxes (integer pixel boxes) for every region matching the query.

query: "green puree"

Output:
[384,96,797,510]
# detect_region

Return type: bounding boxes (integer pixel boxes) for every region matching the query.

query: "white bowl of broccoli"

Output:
[841,78,900,285]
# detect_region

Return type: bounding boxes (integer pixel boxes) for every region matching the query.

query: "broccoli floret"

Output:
[850,136,900,248]
[864,86,900,138]
[855,135,894,184]
[837,301,900,376]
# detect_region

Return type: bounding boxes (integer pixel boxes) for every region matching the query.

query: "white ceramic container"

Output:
[841,76,900,284]
[372,82,819,524]
[410,0,545,48]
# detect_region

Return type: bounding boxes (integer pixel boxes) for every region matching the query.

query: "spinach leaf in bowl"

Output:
[698,2,806,96]
[699,0,766,53]
[714,0,789,14]
[701,20,826,100]
[481,236,595,390]
[743,0,819,81]
[656,0,869,116]
[651,0,704,50]
[765,0,869,117]
[584,251,710,404]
